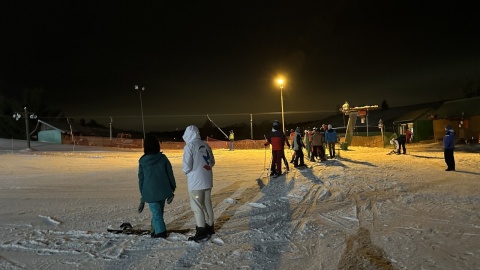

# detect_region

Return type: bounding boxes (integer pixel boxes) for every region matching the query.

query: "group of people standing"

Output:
[265,121,338,177]
[138,125,216,242]
[300,124,339,162]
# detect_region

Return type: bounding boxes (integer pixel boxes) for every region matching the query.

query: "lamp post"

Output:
[134,85,146,139]
[277,79,285,133]
[12,107,37,150]
[109,117,113,142]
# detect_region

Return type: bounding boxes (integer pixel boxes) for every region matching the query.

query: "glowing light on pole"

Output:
[134,85,146,139]
[277,78,285,133]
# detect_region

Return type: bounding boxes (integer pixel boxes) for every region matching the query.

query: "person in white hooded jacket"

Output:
[182,125,216,242]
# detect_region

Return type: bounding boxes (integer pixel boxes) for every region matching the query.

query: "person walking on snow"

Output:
[282,129,291,172]
[293,127,306,167]
[182,125,216,241]
[138,135,176,239]
[289,128,296,163]
[325,124,338,158]
[264,120,287,177]
[443,124,455,171]
[228,130,234,150]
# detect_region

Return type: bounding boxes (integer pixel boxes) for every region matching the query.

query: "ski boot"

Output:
[205,223,215,235]
[188,226,209,242]
[151,231,167,239]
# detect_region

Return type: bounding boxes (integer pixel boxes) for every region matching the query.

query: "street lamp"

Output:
[277,79,285,133]
[134,85,146,139]
[12,107,37,150]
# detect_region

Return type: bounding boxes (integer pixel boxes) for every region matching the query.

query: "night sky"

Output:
[1,2,479,131]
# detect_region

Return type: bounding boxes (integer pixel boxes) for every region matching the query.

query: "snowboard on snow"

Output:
[387,150,407,155]
[107,222,190,236]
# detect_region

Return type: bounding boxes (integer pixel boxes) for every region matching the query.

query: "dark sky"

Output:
[1,2,479,131]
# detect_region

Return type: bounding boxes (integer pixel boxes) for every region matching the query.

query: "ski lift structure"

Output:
[340,101,379,147]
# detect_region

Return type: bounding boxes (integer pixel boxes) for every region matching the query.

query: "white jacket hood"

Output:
[183,125,200,143]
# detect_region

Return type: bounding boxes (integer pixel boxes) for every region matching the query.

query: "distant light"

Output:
[277,79,284,85]
[12,113,21,120]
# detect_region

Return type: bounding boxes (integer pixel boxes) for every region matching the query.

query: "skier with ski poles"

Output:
[264,120,287,177]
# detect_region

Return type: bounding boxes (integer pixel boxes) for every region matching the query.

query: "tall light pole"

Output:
[12,107,37,150]
[277,79,285,133]
[134,85,146,138]
[109,117,113,142]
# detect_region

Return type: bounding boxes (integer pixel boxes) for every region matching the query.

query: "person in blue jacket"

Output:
[443,124,455,171]
[324,124,338,158]
[138,135,176,238]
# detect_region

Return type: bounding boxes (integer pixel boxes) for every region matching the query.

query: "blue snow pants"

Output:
[148,201,166,234]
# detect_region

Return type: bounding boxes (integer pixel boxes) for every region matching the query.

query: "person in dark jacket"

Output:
[265,120,287,177]
[390,134,407,154]
[288,129,296,163]
[443,124,455,171]
[138,135,176,238]
[282,129,291,172]
[292,127,306,167]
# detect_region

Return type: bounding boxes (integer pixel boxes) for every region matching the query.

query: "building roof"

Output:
[435,97,480,118]
[37,119,108,135]
[393,108,436,124]
[38,120,67,133]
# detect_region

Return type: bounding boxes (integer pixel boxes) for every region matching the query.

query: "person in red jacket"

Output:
[405,127,412,143]
[264,120,287,177]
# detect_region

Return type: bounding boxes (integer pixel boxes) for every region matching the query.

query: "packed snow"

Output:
[0,138,479,269]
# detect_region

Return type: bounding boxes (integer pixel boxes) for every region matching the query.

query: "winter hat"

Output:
[445,124,452,130]
[328,124,332,130]
[273,120,280,130]
[144,135,160,155]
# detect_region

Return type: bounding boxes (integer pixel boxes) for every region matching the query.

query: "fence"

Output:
[62,135,143,148]
[60,135,267,150]
[60,135,395,150]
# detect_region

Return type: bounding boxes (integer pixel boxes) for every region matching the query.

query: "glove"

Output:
[166,193,174,204]
[137,199,145,213]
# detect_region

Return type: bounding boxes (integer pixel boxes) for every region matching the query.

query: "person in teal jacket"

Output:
[138,135,176,238]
